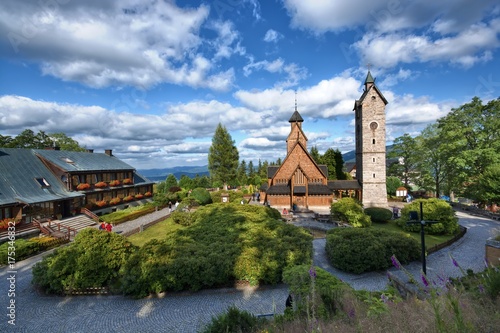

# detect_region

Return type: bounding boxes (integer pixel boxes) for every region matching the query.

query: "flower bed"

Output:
[109,197,122,205]
[94,181,108,188]
[76,183,91,191]
[109,180,121,187]
[0,218,19,231]
[123,195,135,202]
[96,200,108,208]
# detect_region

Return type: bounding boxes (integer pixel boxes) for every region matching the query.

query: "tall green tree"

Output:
[237,160,248,185]
[50,132,86,151]
[310,146,321,164]
[178,175,193,190]
[208,123,239,190]
[321,148,338,180]
[387,134,420,187]
[248,160,255,179]
[165,174,178,190]
[333,148,346,180]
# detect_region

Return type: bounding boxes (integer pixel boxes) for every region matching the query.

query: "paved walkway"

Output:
[1,208,498,332]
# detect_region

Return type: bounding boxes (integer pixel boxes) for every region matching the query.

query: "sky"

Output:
[0,0,499,170]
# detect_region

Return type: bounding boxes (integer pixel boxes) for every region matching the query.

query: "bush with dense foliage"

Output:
[121,203,311,297]
[325,228,420,274]
[201,306,263,333]
[32,229,136,294]
[282,265,350,319]
[189,187,213,205]
[365,207,393,223]
[0,236,68,265]
[210,190,245,204]
[100,203,156,225]
[397,198,459,235]
[331,198,371,227]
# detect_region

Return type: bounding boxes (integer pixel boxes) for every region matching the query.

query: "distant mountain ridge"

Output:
[138,165,209,182]
[139,145,394,181]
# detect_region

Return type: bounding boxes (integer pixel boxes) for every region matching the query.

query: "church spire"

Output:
[364,70,375,90]
[289,91,303,123]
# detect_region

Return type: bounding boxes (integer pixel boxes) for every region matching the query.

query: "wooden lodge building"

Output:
[261,71,389,210]
[0,148,154,226]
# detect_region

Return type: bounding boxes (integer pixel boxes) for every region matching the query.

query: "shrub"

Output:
[190,187,212,205]
[331,198,371,227]
[365,207,393,223]
[325,228,420,274]
[397,198,459,235]
[32,229,136,294]
[282,265,350,318]
[0,239,39,265]
[170,210,193,226]
[210,190,244,204]
[121,203,312,297]
[201,306,262,333]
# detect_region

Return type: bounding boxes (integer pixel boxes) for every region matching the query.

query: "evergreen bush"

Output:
[189,187,213,205]
[325,228,420,274]
[331,198,371,227]
[365,207,393,223]
[201,306,262,333]
[397,198,459,235]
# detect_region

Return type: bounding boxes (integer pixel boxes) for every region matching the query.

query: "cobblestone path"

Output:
[0,210,497,332]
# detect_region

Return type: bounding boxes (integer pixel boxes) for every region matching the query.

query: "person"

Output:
[168,201,172,213]
[241,199,245,204]
[392,206,399,219]
[105,222,112,232]
[282,208,288,215]
[99,222,106,230]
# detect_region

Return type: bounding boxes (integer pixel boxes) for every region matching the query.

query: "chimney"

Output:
[86,149,94,153]
[105,149,113,156]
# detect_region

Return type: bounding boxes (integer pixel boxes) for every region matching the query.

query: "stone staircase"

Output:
[40,215,98,241]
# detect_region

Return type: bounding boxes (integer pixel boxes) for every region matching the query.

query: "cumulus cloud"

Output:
[243,57,308,88]
[0,0,245,90]
[263,29,283,43]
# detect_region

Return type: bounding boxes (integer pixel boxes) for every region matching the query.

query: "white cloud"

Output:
[355,19,500,68]
[242,57,308,88]
[263,29,283,43]
[0,0,242,90]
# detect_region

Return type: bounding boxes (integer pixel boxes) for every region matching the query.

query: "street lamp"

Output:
[407,201,439,275]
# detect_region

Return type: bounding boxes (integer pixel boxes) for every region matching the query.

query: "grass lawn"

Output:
[127,217,184,247]
[371,220,458,249]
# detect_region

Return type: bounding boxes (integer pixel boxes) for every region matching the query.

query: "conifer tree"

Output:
[208,123,239,190]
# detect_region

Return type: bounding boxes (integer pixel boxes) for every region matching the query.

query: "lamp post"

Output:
[407,201,439,275]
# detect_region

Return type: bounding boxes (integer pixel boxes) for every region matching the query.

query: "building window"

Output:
[372,139,376,144]
[35,178,50,187]
[372,158,375,162]
[373,173,376,178]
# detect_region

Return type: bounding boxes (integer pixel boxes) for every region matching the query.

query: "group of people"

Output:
[99,221,113,232]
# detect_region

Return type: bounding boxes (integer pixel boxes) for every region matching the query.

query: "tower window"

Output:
[372,139,376,144]
[372,158,375,162]
[373,173,376,178]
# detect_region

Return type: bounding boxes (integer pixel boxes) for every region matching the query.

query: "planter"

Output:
[485,237,500,267]
[109,180,121,187]
[76,183,91,191]
[95,181,108,189]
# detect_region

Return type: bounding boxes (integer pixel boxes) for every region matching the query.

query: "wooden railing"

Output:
[81,208,101,223]
[33,219,52,236]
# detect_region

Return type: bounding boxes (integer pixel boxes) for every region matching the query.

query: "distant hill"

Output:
[138,165,209,182]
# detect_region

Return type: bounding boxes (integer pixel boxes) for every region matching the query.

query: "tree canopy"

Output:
[0,129,86,151]
[208,123,239,190]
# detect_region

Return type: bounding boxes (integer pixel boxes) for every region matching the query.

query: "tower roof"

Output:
[289,110,304,123]
[365,70,374,84]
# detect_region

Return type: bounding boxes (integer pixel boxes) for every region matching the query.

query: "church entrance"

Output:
[293,195,306,211]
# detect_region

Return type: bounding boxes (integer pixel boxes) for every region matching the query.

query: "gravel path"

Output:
[0,209,497,332]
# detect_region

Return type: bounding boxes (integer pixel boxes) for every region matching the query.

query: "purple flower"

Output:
[309,266,317,279]
[478,284,485,293]
[391,255,401,269]
[348,308,356,318]
[451,257,459,268]
[381,294,388,303]
[421,274,429,287]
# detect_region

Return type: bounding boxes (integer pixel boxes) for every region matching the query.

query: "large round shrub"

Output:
[32,229,136,294]
[190,187,213,205]
[364,207,393,223]
[331,198,371,227]
[397,198,459,235]
[325,228,420,274]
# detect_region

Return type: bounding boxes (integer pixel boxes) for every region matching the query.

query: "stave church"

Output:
[261,71,388,210]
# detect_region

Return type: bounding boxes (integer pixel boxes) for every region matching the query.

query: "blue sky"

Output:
[1,0,499,170]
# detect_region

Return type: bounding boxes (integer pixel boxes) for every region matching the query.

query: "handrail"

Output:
[81,208,101,222]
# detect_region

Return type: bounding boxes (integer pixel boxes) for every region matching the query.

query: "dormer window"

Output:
[35,178,50,187]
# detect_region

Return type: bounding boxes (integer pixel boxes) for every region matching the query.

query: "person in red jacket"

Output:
[105,222,113,232]
[99,222,106,230]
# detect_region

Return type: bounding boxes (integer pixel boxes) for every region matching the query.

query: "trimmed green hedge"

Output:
[0,236,68,265]
[397,198,459,235]
[365,207,393,223]
[325,228,420,274]
[100,203,156,225]
[331,198,371,227]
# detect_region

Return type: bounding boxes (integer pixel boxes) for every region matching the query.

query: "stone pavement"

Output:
[0,207,498,332]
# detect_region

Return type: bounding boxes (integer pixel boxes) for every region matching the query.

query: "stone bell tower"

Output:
[354,71,388,208]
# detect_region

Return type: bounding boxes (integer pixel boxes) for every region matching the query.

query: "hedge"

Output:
[325,228,420,274]
[397,198,459,235]
[331,198,371,227]
[364,207,393,223]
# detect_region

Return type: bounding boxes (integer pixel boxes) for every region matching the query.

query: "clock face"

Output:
[370,122,378,130]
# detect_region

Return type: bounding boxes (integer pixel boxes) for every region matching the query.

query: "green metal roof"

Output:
[0,148,83,206]
[35,149,134,172]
